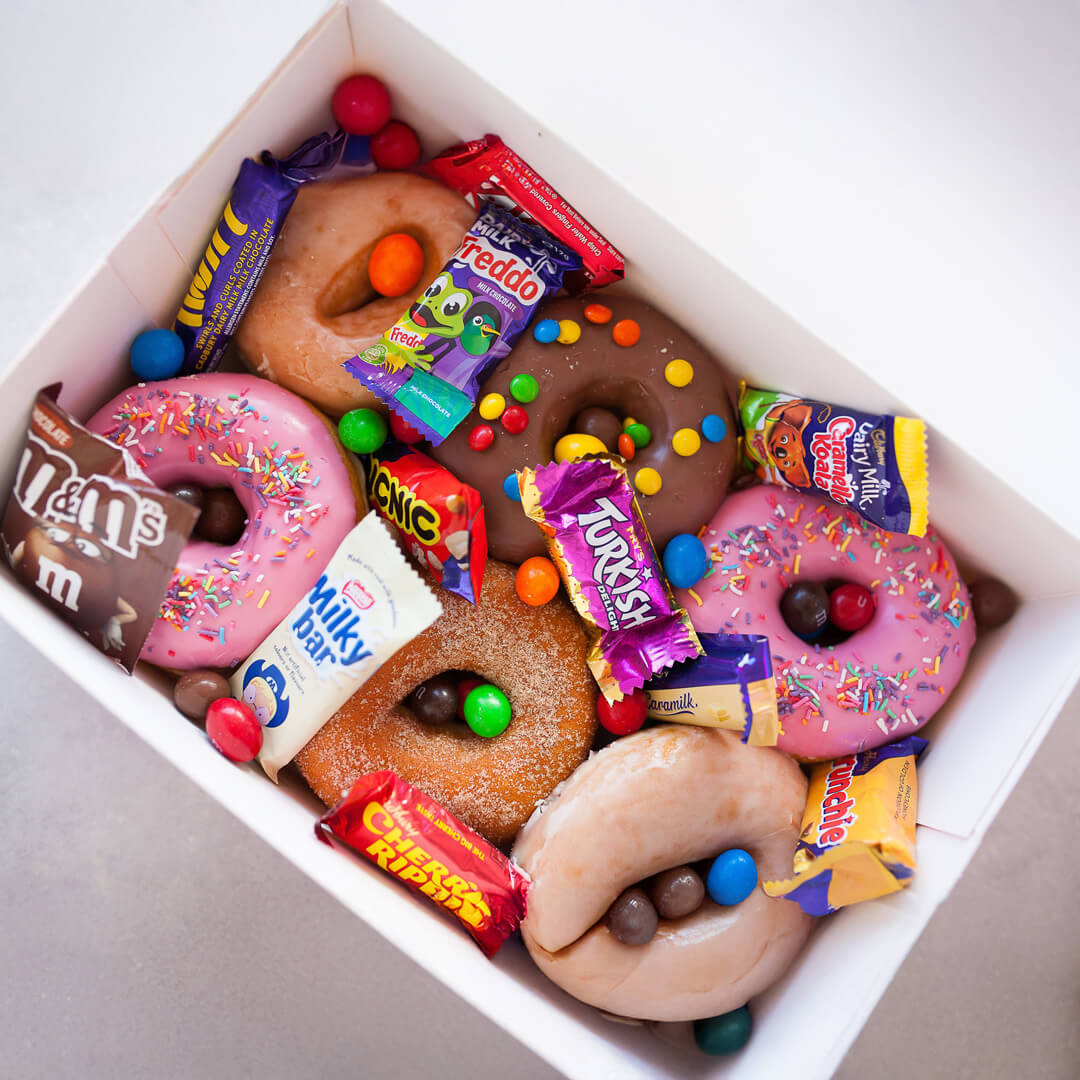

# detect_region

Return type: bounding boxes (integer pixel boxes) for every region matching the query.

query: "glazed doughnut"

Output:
[86,372,364,670]
[235,173,476,416]
[429,296,738,564]
[511,726,811,1022]
[678,485,976,761]
[295,559,597,846]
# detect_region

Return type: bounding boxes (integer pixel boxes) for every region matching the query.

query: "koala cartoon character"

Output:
[763,400,814,488]
[240,659,290,728]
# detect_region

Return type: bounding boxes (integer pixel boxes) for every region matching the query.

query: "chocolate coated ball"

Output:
[174,670,231,720]
[731,470,762,491]
[195,488,247,545]
[573,407,623,451]
[649,866,706,920]
[969,577,1018,629]
[694,1006,752,1055]
[780,582,829,639]
[606,888,658,945]
[407,675,459,726]
[169,483,204,511]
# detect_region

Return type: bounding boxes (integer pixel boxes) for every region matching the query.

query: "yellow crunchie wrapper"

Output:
[763,736,927,915]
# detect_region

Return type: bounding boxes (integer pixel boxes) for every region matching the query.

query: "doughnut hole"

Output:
[599,862,717,944]
[780,579,877,646]
[317,228,434,320]
[401,670,508,735]
[545,379,667,465]
[169,484,247,546]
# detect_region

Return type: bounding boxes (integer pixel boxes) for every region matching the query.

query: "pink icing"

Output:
[86,373,357,670]
[676,486,975,761]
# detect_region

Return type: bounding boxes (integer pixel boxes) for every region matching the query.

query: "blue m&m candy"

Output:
[702,414,728,443]
[662,533,708,590]
[706,849,758,906]
[532,318,560,344]
[503,472,522,501]
[130,328,184,381]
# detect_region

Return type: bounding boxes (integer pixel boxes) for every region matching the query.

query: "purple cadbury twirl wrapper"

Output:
[519,457,702,701]
[172,129,369,375]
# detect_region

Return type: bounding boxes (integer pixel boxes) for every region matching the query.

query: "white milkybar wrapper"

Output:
[230,514,443,781]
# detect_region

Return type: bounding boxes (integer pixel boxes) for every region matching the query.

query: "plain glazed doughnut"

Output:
[678,485,976,761]
[428,296,739,564]
[511,726,811,1022]
[235,173,476,416]
[86,373,364,670]
[295,559,597,846]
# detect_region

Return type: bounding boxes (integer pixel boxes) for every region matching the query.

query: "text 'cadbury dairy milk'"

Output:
[230,514,442,780]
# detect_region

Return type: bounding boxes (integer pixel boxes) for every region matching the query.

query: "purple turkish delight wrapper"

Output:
[172,129,365,375]
[342,202,580,446]
[519,457,702,701]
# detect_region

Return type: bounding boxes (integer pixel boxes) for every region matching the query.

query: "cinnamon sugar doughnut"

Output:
[236,172,476,416]
[296,560,597,846]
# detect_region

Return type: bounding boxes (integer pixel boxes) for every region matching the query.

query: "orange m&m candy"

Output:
[515,556,561,606]
[584,303,612,324]
[612,319,641,347]
[369,233,424,297]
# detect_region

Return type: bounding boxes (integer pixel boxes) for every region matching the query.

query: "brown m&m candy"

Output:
[174,670,231,720]
[406,674,459,726]
[969,578,1018,629]
[606,887,659,945]
[169,483,204,511]
[649,866,706,920]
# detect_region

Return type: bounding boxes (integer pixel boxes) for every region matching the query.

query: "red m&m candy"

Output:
[829,583,875,632]
[597,689,648,736]
[332,75,392,136]
[205,698,263,763]
[468,423,495,451]
[501,405,529,435]
[389,410,423,444]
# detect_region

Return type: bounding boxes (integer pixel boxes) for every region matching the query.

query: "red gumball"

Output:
[829,583,875,632]
[205,698,263,763]
[597,689,648,736]
[456,676,483,721]
[331,75,392,136]
[371,120,421,170]
[389,410,423,444]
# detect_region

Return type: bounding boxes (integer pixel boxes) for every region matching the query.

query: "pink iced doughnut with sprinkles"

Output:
[86,373,363,670]
[676,485,975,761]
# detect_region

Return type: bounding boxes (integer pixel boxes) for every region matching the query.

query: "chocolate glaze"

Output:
[430,297,737,563]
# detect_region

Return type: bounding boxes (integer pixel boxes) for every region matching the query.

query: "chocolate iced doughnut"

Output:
[429,297,738,564]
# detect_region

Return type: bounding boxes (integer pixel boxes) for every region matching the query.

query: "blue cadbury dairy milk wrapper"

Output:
[172,129,371,375]
[645,632,780,745]
[343,203,580,445]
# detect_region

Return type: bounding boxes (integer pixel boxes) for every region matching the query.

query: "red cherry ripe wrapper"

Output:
[1,387,198,673]
[366,442,488,603]
[423,134,624,291]
[316,770,529,958]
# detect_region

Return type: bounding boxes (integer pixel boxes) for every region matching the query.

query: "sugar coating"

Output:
[296,560,597,847]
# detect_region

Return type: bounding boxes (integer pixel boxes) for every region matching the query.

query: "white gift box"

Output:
[2,2,1079,1077]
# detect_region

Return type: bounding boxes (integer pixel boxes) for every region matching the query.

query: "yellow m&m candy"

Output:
[557,319,582,344]
[479,393,506,421]
[672,428,701,457]
[634,467,662,496]
[554,433,608,463]
[664,358,694,387]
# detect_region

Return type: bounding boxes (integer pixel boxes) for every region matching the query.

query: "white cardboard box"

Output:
[2,3,1079,1077]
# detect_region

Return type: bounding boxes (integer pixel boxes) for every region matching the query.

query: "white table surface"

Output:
[2,3,1078,1077]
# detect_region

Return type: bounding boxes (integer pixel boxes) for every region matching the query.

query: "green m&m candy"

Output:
[624,422,652,449]
[338,408,388,454]
[463,684,512,738]
[509,373,539,404]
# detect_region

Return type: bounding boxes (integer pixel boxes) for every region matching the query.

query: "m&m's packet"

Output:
[316,770,530,958]
[520,456,702,702]
[367,442,488,603]
[343,203,579,445]
[172,128,372,375]
[763,735,927,915]
[739,382,929,537]
[645,633,779,745]
[423,134,625,291]
[1,387,198,673]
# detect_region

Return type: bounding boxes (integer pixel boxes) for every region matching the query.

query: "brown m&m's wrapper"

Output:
[1,388,198,673]
[316,770,529,957]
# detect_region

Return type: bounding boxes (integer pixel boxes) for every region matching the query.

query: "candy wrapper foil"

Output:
[645,633,779,745]
[423,133,624,291]
[343,203,579,445]
[1,388,198,673]
[230,515,442,781]
[367,442,487,603]
[763,735,927,915]
[739,382,928,537]
[173,129,371,375]
[316,770,529,958]
[519,457,701,701]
